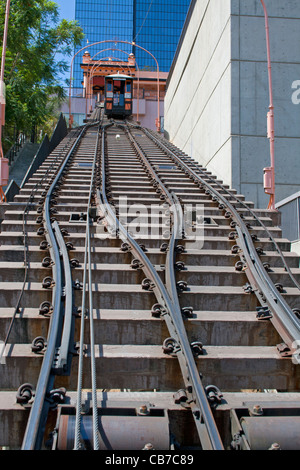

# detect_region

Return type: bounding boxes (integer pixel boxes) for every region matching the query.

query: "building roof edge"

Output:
[166,0,197,89]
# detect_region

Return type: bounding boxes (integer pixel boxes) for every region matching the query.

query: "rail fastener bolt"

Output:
[250,405,263,416]
[138,404,150,416]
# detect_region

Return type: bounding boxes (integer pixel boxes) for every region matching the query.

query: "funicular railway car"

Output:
[104,74,133,118]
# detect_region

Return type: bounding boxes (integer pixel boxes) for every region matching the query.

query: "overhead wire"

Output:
[133,0,154,42]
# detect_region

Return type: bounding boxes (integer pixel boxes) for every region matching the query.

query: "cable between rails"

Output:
[21,125,89,450]
[74,121,102,450]
[140,126,300,359]
[98,122,224,451]
[0,131,81,363]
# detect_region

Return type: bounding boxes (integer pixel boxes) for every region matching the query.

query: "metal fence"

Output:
[276,192,300,242]
[4,132,29,165]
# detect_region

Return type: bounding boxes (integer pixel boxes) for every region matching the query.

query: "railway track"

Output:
[1,111,300,451]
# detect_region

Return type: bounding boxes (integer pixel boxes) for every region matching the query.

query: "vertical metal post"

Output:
[261,0,275,210]
[131,41,160,131]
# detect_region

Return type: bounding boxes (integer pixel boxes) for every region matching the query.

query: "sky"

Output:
[54,1,76,84]
[55,0,75,21]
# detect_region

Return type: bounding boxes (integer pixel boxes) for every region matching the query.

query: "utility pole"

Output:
[261,0,276,210]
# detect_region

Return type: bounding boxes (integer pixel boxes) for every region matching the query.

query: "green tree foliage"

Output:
[0,0,84,152]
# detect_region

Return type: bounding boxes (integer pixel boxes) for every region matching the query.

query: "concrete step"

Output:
[2,280,299,312]
[178,284,300,311]
[179,265,300,288]
[0,308,280,347]
[0,230,292,252]
[24,180,92,191]
[0,220,96,234]
[13,192,90,203]
[0,281,157,310]
[1,254,299,290]
[1,210,276,236]
[0,245,298,268]
[0,262,164,284]
[1,344,299,392]
[110,188,161,197]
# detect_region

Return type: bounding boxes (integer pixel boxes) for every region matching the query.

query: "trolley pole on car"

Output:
[0,0,10,202]
[261,0,276,211]
[85,49,133,121]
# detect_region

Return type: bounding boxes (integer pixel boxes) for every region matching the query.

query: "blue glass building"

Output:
[133,0,190,72]
[73,0,190,88]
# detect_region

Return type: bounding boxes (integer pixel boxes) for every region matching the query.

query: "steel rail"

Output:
[98,123,224,450]
[119,123,174,204]
[164,191,222,448]
[74,120,102,450]
[52,220,74,374]
[144,127,300,292]
[122,122,186,312]
[165,192,185,309]
[21,125,88,450]
[54,123,101,374]
[123,122,224,448]
[177,154,300,291]
[140,127,300,362]
[0,135,78,363]
[73,225,88,451]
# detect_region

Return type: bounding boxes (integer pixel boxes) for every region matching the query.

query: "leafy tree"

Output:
[0,0,84,153]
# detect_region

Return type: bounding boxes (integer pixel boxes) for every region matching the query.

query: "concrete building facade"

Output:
[164,0,300,208]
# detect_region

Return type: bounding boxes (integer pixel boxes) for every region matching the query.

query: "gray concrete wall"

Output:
[165,0,233,187]
[164,0,300,208]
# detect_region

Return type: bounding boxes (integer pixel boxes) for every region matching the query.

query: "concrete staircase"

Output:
[5,142,40,189]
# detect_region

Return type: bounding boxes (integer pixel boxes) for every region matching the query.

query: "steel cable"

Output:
[74,122,101,450]
[0,133,78,363]
[73,222,89,451]
[143,126,300,292]
[87,219,100,450]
